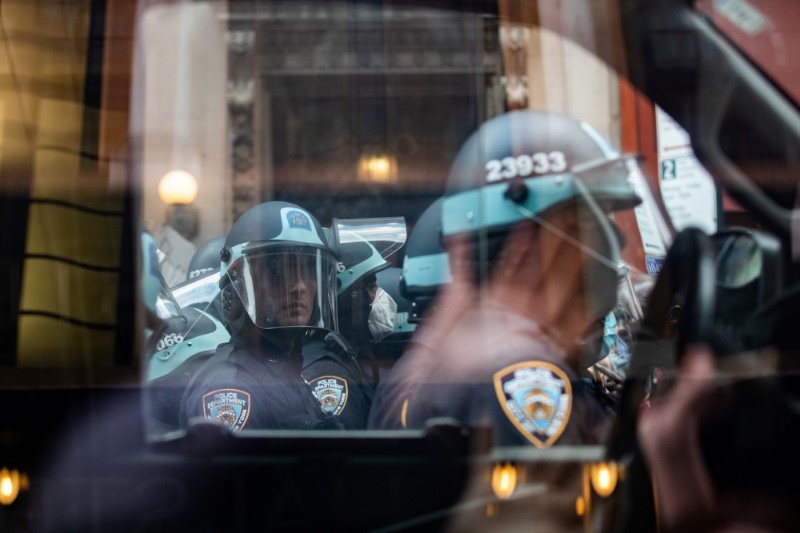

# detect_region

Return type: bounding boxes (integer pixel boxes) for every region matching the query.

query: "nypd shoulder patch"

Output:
[309,376,349,416]
[493,361,572,447]
[202,388,251,432]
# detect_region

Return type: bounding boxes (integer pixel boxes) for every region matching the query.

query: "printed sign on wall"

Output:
[656,106,718,235]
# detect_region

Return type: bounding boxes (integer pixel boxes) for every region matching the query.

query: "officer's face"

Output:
[539,202,619,332]
[252,254,318,327]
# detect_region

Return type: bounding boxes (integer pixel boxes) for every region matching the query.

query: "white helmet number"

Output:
[485,151,567,183]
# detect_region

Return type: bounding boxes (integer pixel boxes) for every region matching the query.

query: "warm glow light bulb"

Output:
[491,462,517,500]
[598,469,609,488]
[357,153,398,183]
[369,157,390,174]
[0,468,20,505]
[590,462,618,498]
[158,169,198,205]
[575,496,586,517]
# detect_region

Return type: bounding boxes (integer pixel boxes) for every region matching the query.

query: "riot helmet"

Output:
[329,217,406,344]
[335,239,390,342]
[140,231,185,328]
[220,201,338,338]
[172,235,226,320]
[187,235,225,281]
[401,198,453,322]
[440,110,661,336]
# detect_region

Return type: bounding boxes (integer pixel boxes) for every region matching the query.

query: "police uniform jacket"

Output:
[302,337,373,429]
[180,334,332,431]
[367,341,436,430]
[404,305,612,447]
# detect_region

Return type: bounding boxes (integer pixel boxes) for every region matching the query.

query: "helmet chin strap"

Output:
[508,180,622,338]
[505,175,622,275]
[511,201,622,274]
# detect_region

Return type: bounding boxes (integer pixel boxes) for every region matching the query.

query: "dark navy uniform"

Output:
[180,336,335,431]
[302,336,373,429]
[367,341,433,430]
[403,306,612,446]
[148,306,230,432]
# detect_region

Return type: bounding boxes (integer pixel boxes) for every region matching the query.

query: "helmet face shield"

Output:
[227,246,337,332]
[532,190,625,328]
[172,270,222,314]
[332,217,407,261]
[154,276,185,322]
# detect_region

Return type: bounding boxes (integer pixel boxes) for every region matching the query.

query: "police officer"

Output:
[180,201,341,431]
[302,235,401,428]
[396,110,653,531]
[147,301,230,432]
[144,235,234,433]
[402,110,645,446]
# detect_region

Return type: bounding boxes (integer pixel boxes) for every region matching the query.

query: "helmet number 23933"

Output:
[485,151,567,182]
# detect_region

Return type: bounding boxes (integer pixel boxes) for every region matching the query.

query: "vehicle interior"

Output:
[1,0,798,531]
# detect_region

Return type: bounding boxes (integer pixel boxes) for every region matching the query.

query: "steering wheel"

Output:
[602,228,717,531]
[608,227,717,454]
[645,227,717,360]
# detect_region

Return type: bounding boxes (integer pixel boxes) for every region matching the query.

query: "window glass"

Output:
[2,1,800,530]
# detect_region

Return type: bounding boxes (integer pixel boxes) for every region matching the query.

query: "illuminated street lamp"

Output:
[357,152,398,184]
[158,169,200,241]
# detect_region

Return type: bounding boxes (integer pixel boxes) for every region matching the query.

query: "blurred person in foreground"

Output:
[367,197,462,429]
[403,110,646,445]
[395,110,662,531]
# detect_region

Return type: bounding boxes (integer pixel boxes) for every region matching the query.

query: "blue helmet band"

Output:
[402,252,453,289]
[442,174,579,238]
[442,169,639,240]
[442,172,629,274]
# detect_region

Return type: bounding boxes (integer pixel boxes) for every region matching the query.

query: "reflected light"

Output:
[158,169,199,205]
[491,462,517,500]
[358,154,398,183]
[400,398,409,429]
[590,461,619,498]
[575,495,586,517]
[0,468,20,505]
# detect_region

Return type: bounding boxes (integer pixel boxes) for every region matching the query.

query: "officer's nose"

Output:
[287,268,308,295]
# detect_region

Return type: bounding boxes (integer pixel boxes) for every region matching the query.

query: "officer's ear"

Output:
[365,274,378,303]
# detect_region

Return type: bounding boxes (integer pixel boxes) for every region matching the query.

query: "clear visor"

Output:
[172,270,222,312]
[616,264,646,325]
[332,216,407,262]
[227,247,338,332]
[154,277,185,322]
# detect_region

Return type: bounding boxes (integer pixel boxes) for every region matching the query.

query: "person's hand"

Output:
[637,345,717,531]
[588,356,624,398]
